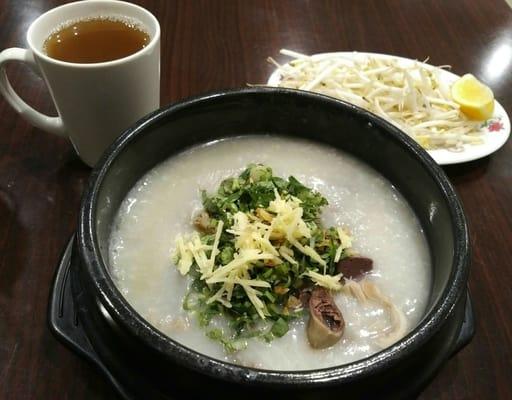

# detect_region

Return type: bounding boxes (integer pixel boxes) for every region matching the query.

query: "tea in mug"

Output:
[43,17,150,63]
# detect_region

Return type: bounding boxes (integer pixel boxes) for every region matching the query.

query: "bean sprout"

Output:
[268,49,485,150]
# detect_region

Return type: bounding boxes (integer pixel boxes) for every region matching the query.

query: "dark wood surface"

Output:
[1,0,511,399]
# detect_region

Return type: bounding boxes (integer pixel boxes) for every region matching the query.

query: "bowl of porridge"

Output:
[55,88,472,399]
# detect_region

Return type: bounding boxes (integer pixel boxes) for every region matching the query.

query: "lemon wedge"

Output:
[451,74,495,120]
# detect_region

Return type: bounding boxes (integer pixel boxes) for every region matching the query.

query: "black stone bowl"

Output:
[49,88,474,400]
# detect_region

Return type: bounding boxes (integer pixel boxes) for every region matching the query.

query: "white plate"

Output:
[268,52,510,165]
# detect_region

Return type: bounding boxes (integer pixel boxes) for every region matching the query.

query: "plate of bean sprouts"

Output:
[267,49,509,165]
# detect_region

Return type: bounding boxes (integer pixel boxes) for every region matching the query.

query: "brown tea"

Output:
[43,17,150,63]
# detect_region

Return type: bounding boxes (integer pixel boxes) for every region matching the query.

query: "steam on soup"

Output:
[109,136,431,370]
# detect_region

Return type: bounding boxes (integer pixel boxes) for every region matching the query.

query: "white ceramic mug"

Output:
[0,0,160,166]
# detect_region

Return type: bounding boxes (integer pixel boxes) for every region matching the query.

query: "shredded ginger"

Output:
[174,192,346,319]
[268,49,485,150]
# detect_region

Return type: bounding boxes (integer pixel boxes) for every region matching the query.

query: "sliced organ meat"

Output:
[307,287,345,349]
[193,211,215,233]
[337,256,373,281]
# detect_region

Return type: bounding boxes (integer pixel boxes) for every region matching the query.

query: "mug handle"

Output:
[0,48,65,136]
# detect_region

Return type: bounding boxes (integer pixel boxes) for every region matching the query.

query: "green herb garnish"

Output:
[173,164,351,353]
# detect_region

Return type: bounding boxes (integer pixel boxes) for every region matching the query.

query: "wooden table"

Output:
[1,0,511,398]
